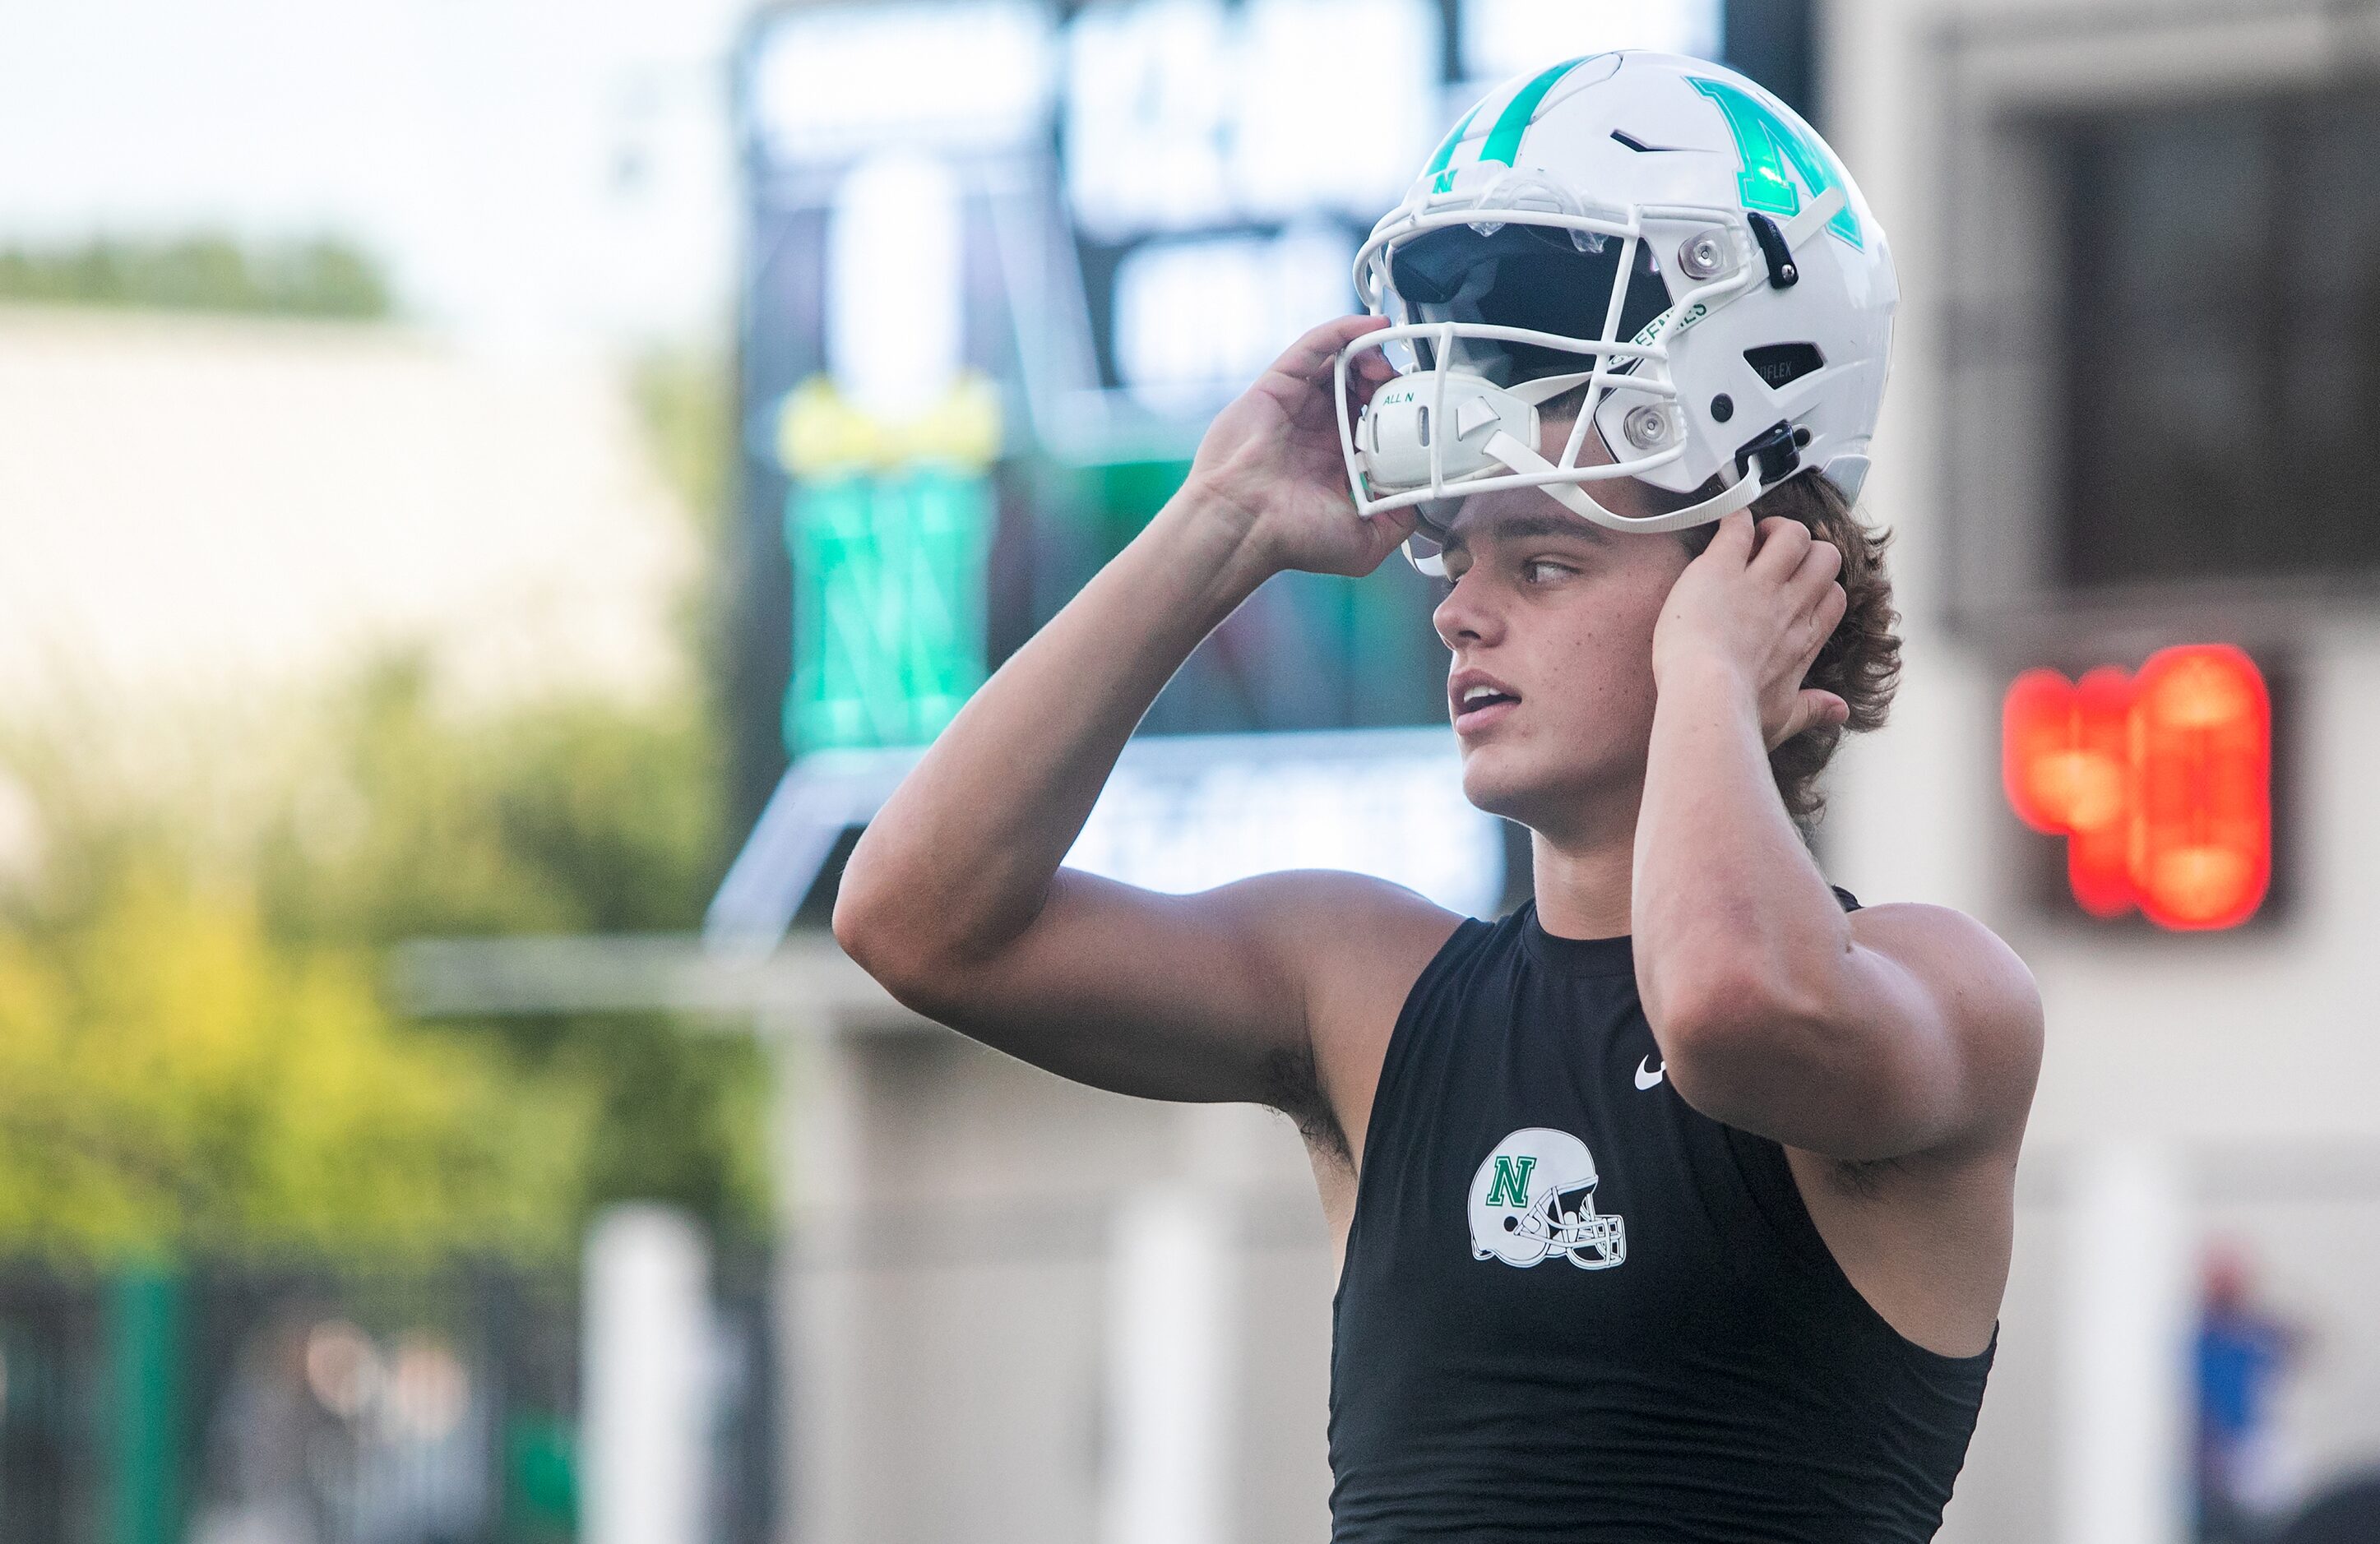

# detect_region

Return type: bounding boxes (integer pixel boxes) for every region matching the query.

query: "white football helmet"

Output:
[1334,51,1897,572]
[1468,1127,1627,1270]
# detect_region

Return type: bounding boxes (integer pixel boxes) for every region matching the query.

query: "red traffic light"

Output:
[2001,645,2271,930]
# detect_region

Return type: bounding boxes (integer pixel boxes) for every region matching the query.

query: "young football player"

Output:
[836,51,2041,1542]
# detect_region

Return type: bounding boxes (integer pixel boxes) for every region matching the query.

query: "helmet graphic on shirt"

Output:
[1468,1127,1628,1270]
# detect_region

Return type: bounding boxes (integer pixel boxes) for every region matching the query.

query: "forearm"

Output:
[1630,515,2020,1158]
[837,483,1279,968]
[1632,661,1851,1038]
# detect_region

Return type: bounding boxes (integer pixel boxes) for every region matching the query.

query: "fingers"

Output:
[1765,688,1850,751]
[1347,348,1398,414]
[1704,508,1757,563]
[1364,505,1420,566]
[1779,689,1851,747]
[1269,314,1391,386]
[1748,515,1813,579]
[1806,533,1848,629]
[1755,522,1845,636]
[1815,576,1848,634]
[1794,533,1843,586]
[1787,578,1847,666]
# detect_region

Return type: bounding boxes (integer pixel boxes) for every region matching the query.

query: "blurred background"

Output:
[2,0,2377,1542]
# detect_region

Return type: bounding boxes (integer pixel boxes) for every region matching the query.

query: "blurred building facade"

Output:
[769,975,1336,1542]
[0,306,695,714]
[1831,0,2380,1538]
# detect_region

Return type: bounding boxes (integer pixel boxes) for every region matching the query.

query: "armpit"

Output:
[1265,1040,1353,1170]
[1827,1153,1914,1202]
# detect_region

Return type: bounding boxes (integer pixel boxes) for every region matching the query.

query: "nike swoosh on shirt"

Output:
[1634,1056,1666,1091]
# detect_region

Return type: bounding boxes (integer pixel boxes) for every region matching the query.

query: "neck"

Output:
[1526,805,1639,940]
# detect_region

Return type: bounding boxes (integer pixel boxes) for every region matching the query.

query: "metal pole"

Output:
[104,1264,183,1544]
[582,1206,713,1544]
[2059,1140,2191,1544]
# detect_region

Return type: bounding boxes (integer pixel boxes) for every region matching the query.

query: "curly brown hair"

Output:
[1531,391,1901,825]
[1680,470,1902,826]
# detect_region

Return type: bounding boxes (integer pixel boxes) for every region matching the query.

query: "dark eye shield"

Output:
[1388,222,1674,384]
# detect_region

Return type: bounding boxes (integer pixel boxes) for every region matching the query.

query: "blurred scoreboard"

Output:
[2003,645,2274,930]
[725,0,1813,830]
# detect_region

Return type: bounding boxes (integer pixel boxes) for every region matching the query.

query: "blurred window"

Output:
[749,2,1054,160]
[1112,225,1355,414]
[1063,0,1439,242]
[1461,0,1720,84]
[1065,0,1237,238]
[2054,93,2380,588]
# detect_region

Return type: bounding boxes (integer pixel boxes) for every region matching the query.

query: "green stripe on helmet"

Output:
[1688,76,1864,250]
[1425,101,1484,193]
[1477,56,1590,171]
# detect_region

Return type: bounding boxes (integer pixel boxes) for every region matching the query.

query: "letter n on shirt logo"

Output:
[1483,1155,1536,1209]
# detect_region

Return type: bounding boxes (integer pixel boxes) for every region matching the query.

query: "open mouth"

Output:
[1453,682,1521,730]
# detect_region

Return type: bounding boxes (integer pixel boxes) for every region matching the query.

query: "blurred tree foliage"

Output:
[0,710,587,1261]
[0,345,768,1264]
[0,236,390,319]
[254,656,772,1242]
[633,349,731,550]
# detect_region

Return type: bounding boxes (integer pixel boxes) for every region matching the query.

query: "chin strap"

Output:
[1482,431,1767,534]
[1401,419,1791,571]
[1781,184,1850,254]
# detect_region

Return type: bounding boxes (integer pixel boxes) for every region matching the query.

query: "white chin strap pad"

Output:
[1482,432,1767,534]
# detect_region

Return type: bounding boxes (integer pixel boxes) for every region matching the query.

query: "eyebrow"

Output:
[1438,511,1610,555]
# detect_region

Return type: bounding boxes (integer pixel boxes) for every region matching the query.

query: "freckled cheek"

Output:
[1544,613,1663,737]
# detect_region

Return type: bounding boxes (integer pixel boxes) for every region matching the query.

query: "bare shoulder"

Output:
[1846,901,2041,1031]
[1847,901,2035,993]
[1224,869,1467,1164]
[1228,869,1467,1038]
[1223,867,1466,960]
[1849,901,2045,1144]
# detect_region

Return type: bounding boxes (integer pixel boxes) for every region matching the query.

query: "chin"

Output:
[1459,736,1636,834]
[1457,742,1549,828]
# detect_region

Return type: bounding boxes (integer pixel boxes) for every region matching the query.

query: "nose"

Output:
[1433,566,1501,651]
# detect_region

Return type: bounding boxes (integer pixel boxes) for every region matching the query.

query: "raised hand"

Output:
[1182,315,1419,578]
[1652,509,1850,751]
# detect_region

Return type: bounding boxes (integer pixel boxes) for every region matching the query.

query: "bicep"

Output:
[1679,906,2044,1162]
[1854,907,2042,1157]
[885,867,1452,1110]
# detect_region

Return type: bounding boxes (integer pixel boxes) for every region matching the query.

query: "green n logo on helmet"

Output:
[1484,1154,1537,1209]
[1688,76,1863,250]
[1424,101,1484,194]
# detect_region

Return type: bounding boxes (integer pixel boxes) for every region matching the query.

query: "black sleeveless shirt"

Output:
[1328,896,1993,1542]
